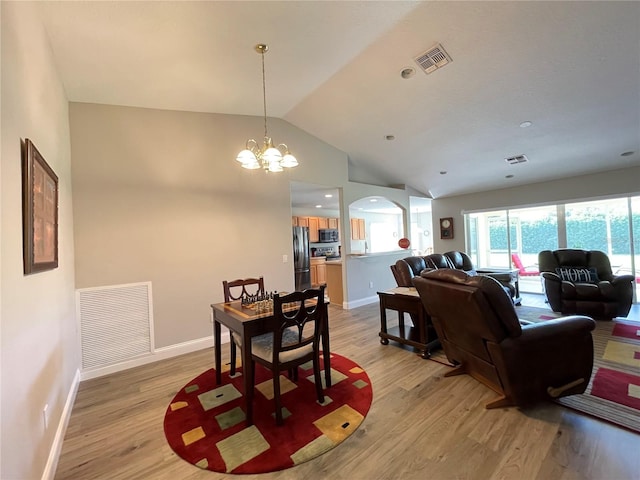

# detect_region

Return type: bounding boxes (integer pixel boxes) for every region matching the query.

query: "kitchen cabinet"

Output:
[310,257,327,286]
[292,216,340,243]
[350,217,366,240]
[294,216,309,227]
[308,217,320,243]
[326,262,343,306]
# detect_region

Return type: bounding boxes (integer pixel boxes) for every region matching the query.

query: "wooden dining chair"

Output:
[222,277,265,376]
[250,286,326,425]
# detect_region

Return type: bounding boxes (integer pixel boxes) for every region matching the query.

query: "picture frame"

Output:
[22,138,59,274]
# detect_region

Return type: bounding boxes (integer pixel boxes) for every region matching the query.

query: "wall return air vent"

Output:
[505,154,529,165]
[414,43,452,74]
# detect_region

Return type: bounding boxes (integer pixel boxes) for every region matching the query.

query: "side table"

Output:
[378,287,439,359]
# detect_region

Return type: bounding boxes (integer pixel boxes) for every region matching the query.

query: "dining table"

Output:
[210,294,331,425]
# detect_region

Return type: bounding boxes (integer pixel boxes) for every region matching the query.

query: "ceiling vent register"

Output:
[414,43,452,74]
[505,154,529,165]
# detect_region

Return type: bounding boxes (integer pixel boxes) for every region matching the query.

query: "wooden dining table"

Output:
[210,295,331,425]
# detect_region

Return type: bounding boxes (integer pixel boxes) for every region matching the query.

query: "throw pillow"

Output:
[555,267,599,283]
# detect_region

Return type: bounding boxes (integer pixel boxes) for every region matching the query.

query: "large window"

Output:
[464,196,639,301]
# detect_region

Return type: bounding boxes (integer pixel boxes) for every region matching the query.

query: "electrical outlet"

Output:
[209,311,214,323]
[43,404,49,429]
[282,254,288,263]
[369,281,374,288]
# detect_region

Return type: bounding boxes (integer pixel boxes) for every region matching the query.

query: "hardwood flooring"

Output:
[55,295,640,480]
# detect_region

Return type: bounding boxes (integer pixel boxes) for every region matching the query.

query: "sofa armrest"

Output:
[611,274,635,285]
[541,271,561,282]
[487,315,595,404]
[519,315,595,341]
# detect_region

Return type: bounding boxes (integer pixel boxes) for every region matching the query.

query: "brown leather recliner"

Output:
[391,250,517,302]
[539,249,634,319]
[391,251,475,287]
[413,269,595,409]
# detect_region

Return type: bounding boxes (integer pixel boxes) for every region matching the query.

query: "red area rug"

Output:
[517,306,640,433]
[164,353,372,474]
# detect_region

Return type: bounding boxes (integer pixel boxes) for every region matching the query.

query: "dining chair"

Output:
[250,286,326,425]
[222,277,265,376]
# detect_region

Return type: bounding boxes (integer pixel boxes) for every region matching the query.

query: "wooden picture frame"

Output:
[22,138,59,274]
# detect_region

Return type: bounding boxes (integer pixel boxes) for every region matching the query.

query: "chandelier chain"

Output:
[261,49,268,139]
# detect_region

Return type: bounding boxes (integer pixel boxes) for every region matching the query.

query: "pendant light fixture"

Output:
[236,44,298,172]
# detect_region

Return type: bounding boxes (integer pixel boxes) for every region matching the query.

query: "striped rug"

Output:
[555,316,640,433]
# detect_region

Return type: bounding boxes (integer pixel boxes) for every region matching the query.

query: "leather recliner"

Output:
[538,249,634,319]
[391,251,517,302]
[413,269,596,409]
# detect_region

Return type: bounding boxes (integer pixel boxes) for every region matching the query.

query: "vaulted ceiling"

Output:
[38,1,640,198]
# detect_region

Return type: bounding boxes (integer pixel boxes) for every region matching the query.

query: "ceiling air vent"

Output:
[505,154,529,165]
[414,43,452,74]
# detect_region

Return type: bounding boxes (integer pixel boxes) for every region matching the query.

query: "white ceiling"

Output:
[38,1,640,199]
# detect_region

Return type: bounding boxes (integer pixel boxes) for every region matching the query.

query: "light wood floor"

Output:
[55,295,640,480]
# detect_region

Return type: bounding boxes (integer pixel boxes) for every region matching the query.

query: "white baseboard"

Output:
[344,295,379,309]
[80,332,229,381]
[43,332,232,478]
[41,368,81,480]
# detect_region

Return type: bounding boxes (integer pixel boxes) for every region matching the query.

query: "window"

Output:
[464,195,639,301]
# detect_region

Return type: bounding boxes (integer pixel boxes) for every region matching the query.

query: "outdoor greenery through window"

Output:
[464,196,639,301]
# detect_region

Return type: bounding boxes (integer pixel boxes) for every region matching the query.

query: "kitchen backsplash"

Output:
[311,244,340,257]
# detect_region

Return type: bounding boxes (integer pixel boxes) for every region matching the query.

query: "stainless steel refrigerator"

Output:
[293,226,311,291]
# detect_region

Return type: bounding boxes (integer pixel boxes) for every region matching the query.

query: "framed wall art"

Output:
[22,138,59,274]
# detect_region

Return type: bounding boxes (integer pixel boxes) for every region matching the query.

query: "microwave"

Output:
[318,228,339,243]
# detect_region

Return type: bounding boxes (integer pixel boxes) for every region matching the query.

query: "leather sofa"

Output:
[391,251,519,303]
[413,269,596,408]
[539,249,634,319]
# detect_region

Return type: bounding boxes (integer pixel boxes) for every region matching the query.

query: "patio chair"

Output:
[511,253,539,276]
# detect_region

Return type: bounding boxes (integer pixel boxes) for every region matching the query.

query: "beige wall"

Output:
[69,103,358,348]
[1,2,79,479]
[431,166,640,253]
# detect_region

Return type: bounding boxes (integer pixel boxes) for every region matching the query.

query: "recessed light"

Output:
[519,121,532,128]
[385,135,395,141]
[315,205,322,208]
[621,151,635,157]
[324,194,333,198]
[370,198,378,203]
[505,174,514,179]
[400,67,415,79]
[440,171,447,175]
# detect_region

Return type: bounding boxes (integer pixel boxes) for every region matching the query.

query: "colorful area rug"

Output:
[516,306,640,433]
[164,353,372,474]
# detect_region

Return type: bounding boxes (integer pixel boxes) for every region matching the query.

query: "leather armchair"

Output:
[538,249,634,319]
[391,251,516,302]
[413,269,595,408]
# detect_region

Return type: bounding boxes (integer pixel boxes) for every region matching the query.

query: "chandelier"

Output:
[236,44,298,172]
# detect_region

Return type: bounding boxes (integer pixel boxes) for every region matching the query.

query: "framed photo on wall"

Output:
[22,138,59,274]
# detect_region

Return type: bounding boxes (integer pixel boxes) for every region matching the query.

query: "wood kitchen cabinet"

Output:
[318,217,329,229]
[350,217,366,240]
[328,218,338,229]
[308,217,320,242]
[310,257,327,286]
[295,216,309,227]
